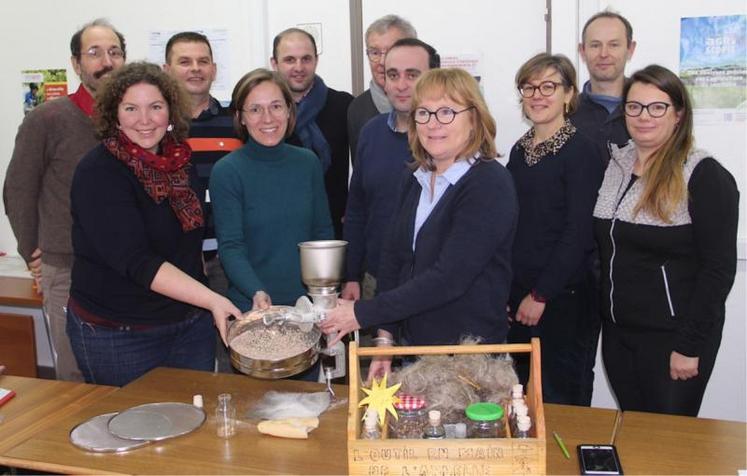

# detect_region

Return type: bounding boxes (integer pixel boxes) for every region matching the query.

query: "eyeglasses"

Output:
[241,103,288,119]
[623,101,671,118]
[365,48,388,63]
[413,106,474,125]
[518,81,565,98]
[82,47,125,60]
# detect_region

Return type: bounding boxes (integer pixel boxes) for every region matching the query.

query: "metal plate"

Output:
[108,402,205,441]
[70,412,151,453]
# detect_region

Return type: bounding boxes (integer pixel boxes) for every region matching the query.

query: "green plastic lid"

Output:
[465,402,504,421]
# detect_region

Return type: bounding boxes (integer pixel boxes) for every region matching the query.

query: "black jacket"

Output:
[570,92,630,164]
[288,87,354,239]
[593,143,739,357]
[355,160,518,345]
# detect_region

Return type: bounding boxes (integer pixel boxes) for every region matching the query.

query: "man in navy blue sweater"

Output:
[571,11,636,160]
[341,38,440,302]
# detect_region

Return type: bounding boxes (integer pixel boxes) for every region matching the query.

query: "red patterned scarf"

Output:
[103,131,204,231]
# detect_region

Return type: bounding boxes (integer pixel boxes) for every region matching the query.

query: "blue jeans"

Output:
[66,307,216,387]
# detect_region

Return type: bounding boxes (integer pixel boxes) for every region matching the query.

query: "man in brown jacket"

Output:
[3,18,126,381]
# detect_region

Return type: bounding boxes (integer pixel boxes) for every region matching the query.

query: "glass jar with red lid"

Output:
[388,395,427,439]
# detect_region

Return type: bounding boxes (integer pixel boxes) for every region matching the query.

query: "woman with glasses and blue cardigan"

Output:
[321,68,518,382]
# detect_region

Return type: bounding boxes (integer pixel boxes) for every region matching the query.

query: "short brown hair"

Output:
[582,10,633,46]
[165,31,212,63]
[272,28,317,59]
[95,62,191,141]
[408,68,497,171]
[70,18,126,59]
[230,68,297,142]
[515,53,578,116]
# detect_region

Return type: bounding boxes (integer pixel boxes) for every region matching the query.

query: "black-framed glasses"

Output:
[413,106,474,125]
[83,47,124,60]
[518,81,565,98]
[623,101,671,118]
[365,48,388,63]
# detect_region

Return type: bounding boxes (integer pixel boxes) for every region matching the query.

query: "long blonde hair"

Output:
[624,65,694,223]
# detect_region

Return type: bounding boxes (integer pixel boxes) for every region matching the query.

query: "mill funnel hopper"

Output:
[298,240,348,382]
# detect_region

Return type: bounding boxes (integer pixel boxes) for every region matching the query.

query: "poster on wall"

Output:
[21,69,68,115]
[680,15,746,125]
[440,53,483,83]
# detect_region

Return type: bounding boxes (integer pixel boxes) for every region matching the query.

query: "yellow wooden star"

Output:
[358,373,401,427]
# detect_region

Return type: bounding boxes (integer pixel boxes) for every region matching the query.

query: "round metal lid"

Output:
[108,402,205,441]
[70,412,151,453]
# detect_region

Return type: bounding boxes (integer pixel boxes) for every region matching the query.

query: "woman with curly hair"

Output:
[67,62,241,386]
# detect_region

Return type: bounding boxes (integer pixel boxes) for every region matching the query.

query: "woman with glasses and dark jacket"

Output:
[506,53,604,406]
[321,69,518,382]
[593,65,738,416]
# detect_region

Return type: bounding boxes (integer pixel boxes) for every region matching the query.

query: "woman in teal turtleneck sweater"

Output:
[210,69,333,312]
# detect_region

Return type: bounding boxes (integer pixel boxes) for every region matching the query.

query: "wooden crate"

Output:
[347,338,546,475]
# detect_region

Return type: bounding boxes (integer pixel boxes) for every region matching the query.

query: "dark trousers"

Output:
[508,277,599,406]
[602,321,721,416]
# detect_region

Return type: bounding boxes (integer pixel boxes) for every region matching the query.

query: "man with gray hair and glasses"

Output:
[4,18,126,381]
[347,14,416,164]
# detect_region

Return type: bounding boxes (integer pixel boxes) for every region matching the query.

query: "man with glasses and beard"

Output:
[4,18,126,381]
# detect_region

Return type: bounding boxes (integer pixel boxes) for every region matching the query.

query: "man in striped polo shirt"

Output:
[164,31,241,372]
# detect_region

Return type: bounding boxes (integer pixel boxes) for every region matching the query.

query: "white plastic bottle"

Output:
[361,409,381,440]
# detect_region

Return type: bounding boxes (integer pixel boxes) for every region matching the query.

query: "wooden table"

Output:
[0,276,42,308]
[614,410,746,475]
[0,368,620,475]
[0,375,115,454]
[0,367,349,475]
[2,369,744,475]
[544,403,620,474]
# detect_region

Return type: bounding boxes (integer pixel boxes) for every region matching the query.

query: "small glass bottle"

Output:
[466,402,505,438]
[389,395,427,439]
[423,410,446,439]
[511,401,528,435]
[361,408,381,440]
[216,393,236,438]
[514,415,532,438]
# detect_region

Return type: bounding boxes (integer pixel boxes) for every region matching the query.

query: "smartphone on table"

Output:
[577,444,623,475]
